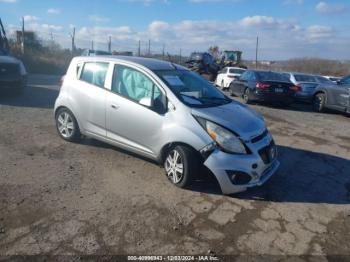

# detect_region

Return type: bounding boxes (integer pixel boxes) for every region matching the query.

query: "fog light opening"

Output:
[226,171,252,185]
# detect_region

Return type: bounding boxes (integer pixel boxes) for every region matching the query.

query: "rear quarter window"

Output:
[80,62,109,88]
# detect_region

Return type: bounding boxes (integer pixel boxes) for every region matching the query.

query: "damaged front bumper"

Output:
[203,132,280,195]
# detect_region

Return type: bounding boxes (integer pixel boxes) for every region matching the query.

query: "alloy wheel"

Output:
[57,112,74,138]
[165,149,184,184]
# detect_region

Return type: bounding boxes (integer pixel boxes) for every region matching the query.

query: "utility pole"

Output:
[138,40,141,56]
[50,30,54,48]
[91,40,94,50]
[108,36,112,53]
[148,39,151,56]
[70,27,75,55]
[162,43,165,60]
[179,48,182,64]
[255,36,259,69]
[21,16,25,55]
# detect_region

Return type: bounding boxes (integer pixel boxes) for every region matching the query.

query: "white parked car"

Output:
[215,67,246,90]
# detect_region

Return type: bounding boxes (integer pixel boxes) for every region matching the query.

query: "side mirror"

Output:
[139,97,152,107]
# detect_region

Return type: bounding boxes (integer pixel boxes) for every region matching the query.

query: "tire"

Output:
[243,88,251,104]
[229,86,235,97]
[313,93,326,113]
[164,145,199,189]
[55,108,81,142]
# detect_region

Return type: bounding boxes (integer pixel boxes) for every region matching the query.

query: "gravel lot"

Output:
[0,74,350,258]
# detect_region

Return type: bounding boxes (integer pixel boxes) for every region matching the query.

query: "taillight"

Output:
[256,82,270,90]
[290,85,301,92]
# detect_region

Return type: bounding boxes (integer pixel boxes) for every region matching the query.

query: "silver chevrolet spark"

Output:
[54,56,280,194]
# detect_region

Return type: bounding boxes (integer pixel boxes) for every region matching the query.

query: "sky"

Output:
[1,0,349,60]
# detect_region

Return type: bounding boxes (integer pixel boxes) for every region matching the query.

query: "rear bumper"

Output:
[0,75,27,89]
[251,91,295,103]
[295,92,313,103]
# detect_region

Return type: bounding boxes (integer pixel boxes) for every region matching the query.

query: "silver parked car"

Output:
[282,72,319,103]
[54,56,279,194]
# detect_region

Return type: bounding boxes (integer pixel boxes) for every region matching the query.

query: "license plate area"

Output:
[274,88,284,93]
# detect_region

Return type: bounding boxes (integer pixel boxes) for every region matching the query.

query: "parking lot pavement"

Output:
[0,74,350,257]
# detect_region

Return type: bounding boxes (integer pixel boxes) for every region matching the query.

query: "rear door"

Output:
[105,63,167,158]
[232,71,249,95]
[73,61,109,137]
[330,77,350,108]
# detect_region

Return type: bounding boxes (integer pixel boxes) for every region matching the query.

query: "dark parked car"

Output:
[0,50,27,94]
[229,70,300,105]
[313,75,350,114]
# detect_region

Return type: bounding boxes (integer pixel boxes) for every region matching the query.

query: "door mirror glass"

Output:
[139,97,152,107]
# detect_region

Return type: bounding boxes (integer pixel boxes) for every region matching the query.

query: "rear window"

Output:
[229,68,245,74]
[256,72,290,82]
[294,74,316,82]
[80,62,109,87]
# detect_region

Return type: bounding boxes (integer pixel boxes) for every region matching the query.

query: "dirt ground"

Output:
[0,75,350,259]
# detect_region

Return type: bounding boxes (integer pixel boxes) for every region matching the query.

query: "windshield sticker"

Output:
[163,75,185,86]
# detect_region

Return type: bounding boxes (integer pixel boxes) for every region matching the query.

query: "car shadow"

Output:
[0,84,59,109]
[75,138,350,204]
[189,145,350,204]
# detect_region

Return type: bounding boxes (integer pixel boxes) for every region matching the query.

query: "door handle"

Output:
[111,104,120,110]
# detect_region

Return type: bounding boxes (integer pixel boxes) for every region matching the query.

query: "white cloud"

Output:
[307,25,334,39]
[0,0,17,3]
[22,15,39,22]
[47,8,61,14]
[316,1,347,14]
[89,15,110,23]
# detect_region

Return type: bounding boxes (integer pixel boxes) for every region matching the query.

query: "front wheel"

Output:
[164,145,199,189]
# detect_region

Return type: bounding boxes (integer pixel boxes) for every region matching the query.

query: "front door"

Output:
[106,64,167,158]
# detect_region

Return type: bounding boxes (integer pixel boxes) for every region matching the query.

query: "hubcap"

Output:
[165,150,184,184]
[57,112,74,138]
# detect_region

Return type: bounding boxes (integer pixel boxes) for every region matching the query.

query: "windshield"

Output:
[229,68,245,74]
[294,74,317,82]
[256,71,290,82]
[155,69,231,108]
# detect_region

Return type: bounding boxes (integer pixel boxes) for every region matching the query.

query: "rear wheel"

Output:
[55,108,81,142]
[313,93,326,113]
[243,88,251,104]
[164,145,199,189]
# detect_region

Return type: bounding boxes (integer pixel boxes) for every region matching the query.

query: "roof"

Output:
[74,55,188,71]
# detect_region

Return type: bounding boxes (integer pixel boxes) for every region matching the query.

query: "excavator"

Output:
[185,50,246,82]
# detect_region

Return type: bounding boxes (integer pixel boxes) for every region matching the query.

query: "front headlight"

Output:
[195,117,247,154]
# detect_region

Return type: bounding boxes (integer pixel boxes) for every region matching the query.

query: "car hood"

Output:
[192,101,266,141]
[0,55,21,64]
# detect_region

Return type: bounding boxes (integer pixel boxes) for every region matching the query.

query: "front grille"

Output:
[0,63,20,76]
[251,129,268,143]
[258,140,276,164]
